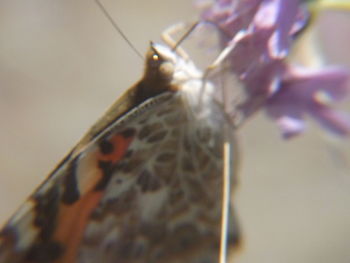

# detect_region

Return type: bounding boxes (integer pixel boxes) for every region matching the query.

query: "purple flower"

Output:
[267,66,350,138]
[196,0,350,138]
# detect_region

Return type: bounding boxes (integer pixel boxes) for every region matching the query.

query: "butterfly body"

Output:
[0,43,239,263]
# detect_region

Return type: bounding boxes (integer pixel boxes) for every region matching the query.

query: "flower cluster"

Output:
[197,0,350,138]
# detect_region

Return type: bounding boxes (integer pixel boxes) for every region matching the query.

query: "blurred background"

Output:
[0,0,350,262]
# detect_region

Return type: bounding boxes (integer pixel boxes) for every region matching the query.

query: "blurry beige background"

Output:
[0,1,350,262]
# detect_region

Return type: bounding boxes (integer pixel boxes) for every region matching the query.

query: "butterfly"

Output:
[0,8,241,262]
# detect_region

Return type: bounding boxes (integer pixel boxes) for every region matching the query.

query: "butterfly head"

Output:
[144,42,177,83]
[134,42,203,105]
[147,42,202,83]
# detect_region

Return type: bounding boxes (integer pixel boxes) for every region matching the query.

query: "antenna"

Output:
[94,0,144,60]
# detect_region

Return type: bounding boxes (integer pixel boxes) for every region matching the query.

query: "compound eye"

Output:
[152,54,159,61]
[149,51,163,69]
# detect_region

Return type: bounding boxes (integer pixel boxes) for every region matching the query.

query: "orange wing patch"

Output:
[52,191,103,263]
[51,128,136,263]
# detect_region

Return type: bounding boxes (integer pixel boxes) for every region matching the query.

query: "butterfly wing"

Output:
[0,43,240,263]
[77,91,239,263]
